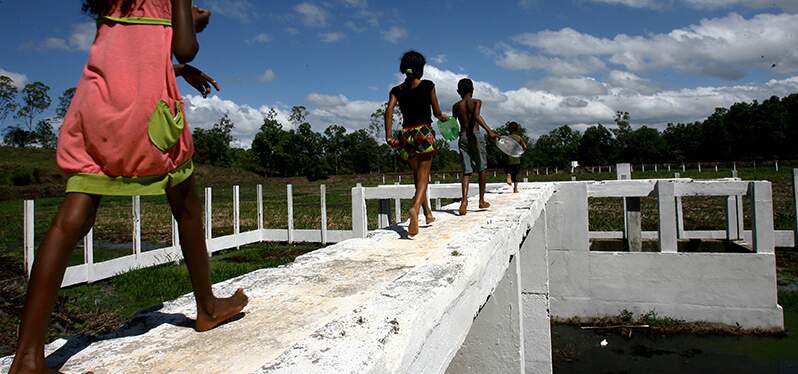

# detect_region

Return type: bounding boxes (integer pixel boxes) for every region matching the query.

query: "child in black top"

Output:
[384,51,448,237]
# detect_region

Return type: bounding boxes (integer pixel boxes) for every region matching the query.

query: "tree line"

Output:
[2,74,797,178]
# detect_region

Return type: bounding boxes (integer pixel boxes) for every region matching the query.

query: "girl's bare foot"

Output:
[505,175,512,186]
[458,202,468,216]
[195,288,249,332]
[407,207,419,237]
[425,214,436,225]
[479,201,491,209]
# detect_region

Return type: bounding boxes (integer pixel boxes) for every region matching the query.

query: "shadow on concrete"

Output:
[45,304,243,370]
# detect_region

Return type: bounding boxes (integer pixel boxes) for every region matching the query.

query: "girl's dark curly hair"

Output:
[82,0,137,17]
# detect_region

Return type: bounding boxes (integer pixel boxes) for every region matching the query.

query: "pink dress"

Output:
[56,0,194,196]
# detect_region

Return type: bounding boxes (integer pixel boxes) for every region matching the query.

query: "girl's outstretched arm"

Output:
[172,0,199,63]
[384,94,399,146]
[430,87,449,122]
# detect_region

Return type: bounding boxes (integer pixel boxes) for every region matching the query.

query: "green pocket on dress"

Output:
[147,100,184,152]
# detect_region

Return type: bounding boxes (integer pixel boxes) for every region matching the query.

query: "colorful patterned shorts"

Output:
[399,124,436,160]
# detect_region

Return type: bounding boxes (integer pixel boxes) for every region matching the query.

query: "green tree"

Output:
[3,127,34,147]
[0,76,18,123]
[251,108,291,176]
[15,82,51,131]
[33,119,56,148]
[577,124,614,166]
[55,87,77,119]
[193,114,235,166]
[368,102,402,142]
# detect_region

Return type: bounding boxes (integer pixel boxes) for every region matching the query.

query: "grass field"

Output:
[0,146,796,357]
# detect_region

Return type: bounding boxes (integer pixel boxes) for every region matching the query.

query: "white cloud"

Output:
[202,0,255,21]
[295,2,329,26]
[0,68,28,89]
[431,54,447,64]
[591,0,798,12]
[591,0,661,8]
[23,22,95,52]
[319,32,345,43]
[382,26,408,43]
[494,47,607,76]
[188,67,798,146]
[247,33,272,44]
[258,69,276,82]
[506,13,798,80]
[184,94,292,148]
[306,93,382,130]
[528,76,609,96]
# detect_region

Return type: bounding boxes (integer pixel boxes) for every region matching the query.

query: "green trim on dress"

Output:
[65,160,193,196]
[98,16,172,26]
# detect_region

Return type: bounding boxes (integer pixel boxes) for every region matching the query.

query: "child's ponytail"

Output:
[400,50,426,80]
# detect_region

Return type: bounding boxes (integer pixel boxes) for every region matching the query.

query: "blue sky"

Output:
[2,0,798,145]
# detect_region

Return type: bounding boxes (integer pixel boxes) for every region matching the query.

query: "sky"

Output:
[1,0,798,147]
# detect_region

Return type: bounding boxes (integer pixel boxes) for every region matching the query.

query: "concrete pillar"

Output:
[447,254,526,374]
[23,200,34,277]
[657,181,677,253]
[617,163,641,251]
[352,184,367,238]
[287,184,294,244]
[751,181,775,253]
[698,162,702,173]
[520,212,552,374]
[726,196,741,241]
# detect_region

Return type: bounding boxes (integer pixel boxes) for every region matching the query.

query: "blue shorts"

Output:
[459,133,487,175]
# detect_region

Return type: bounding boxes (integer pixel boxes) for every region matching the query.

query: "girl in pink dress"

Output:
[9,1,248,372]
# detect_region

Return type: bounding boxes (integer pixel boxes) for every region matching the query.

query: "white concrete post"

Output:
[555,167,558,174]
[523,178,529,183]
[204,187,212,244]
[673,172,685,239]
[352,184,368,238]
[733,161,737,171]
[667,164,671,172]
[448,253,526,374]
[382,175,385,185]
[732,169,738,178]
[617,163,641,251]
[571,176,576,181]
[655,164,658,172]
[23,200,34,277]
[233,185,240,248]
[132,196,141,257]
[751,181,775,253]
[545,168,549,175]
[775,160,779,172]
[794,169,798,248]
[715,164,719,173]
[698,162,702,173]
[84,228,94,283]
[435,181,442,210]
[171,215,180,249]
[642,164,646,172]
[287,184,294,244]
[320,184,328,244]
[726,196,741,240]
[682,163,686,172]
[394,182,401,223]
[520,211,552,373]
[399,175,402,184]
[493,170,497,178]
[257,184,264,232]
[657,181,677,253]
[536,168,539,175]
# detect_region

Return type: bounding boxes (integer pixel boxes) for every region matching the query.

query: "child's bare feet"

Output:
[479,201,491,209]
[407,207,419,236]
[458,202,468,216]
[195,288,249,332]
[505,175,512,186]
[425,213,436,225]
[8,358,64,374]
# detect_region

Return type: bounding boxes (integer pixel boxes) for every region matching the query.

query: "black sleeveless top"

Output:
[390,80,434,128]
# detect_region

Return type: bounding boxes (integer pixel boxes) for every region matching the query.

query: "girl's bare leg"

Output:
[421,186,435,224]
[165,176,248,332]
[10,193,101,374]
[406,154,433,236]
[478,171,490,209]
